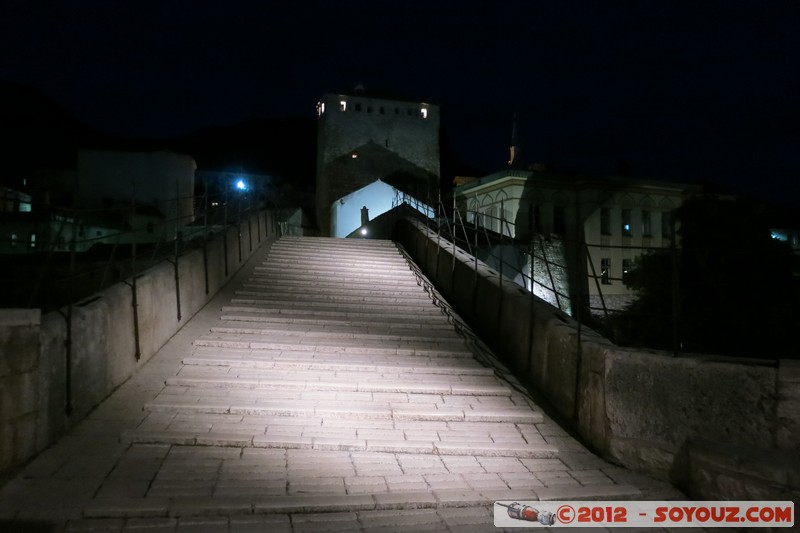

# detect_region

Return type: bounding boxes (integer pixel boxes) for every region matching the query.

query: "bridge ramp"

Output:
[0,236,683,532]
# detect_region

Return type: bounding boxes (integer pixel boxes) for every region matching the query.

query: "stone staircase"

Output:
[79,236,646,526]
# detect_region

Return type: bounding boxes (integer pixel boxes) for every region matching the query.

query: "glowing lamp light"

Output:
[235,179,247,191]
[360,228,368,236]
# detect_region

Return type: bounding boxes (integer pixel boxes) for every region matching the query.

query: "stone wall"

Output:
[393,217,800,500]
[0,211,277,481]
[0,310,41,477]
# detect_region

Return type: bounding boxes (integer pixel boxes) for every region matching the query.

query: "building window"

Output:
[354,103,362,112]
[600,207,611,235]
[407,108,414,116]
[661,211,672,238]
[10,233,17,248]
[502,206,512,236]
[621,208,632,236]
[379,107,385,114]
[339,100,346,112]
[601,258,611,285]
[29,233,36,248]
[553,206,566,235]
[316,101,325,117]
[420,108,428,119]
[642,210,652,237]
[482,205,498,232]
[622,259,632,285]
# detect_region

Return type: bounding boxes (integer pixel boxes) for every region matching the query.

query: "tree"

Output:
[619,196,798,359]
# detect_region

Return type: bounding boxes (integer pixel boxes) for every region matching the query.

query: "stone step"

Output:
[181,354,494,375]
[231,292,439,309]
[86,483,647,519]
[254,265,417,281]
[240,283,430,300]
[269,247,405,261]
[266,249,408,262]
[227,298,443,316]
[218,311,453,330]
[193,335,473,358]
[209,324,462,344]
[219,306,450,325]
[246,273,421,289]
[279,235,397,245]
[120,430,555,457]
[189,347,483,369]
[265,255,409,269]
[164,375,511,396]
[275,238,399,252]
[143,398,540,423]
[262,254,410,270]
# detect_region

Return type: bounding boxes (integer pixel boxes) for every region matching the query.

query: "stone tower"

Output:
[315,89,440,236]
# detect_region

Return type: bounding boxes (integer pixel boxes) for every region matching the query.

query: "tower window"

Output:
[339,100,347,112]
[601,258,611,285]
[553,206,566,235]
[600,207,611,235]
[662,211,672,238]
[642,210,652,237]
[622,259,632,285]
[621,208,632,236]
[420,108,428,119]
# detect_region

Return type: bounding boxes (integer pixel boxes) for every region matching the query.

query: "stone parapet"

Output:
[393,216,799,499]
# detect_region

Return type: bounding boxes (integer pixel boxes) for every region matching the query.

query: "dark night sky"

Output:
[2,0,799,203]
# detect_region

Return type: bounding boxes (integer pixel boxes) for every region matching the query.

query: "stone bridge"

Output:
[0,235,684,532]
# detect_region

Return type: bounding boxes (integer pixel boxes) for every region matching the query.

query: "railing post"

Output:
[202,176,209,294]
[130,199,141,361]
[670,216,680,356]
[237,189,243,263]
[173,230,182,321]
[223,185,229,276]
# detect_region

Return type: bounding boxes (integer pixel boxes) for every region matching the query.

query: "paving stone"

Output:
[124,517,178,531]
[229,515,291,533]
[65,518,125,532]
[254,494,376,514]
[373,490,438,510]
[358,508,444,528]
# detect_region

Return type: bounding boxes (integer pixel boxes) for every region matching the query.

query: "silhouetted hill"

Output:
[0,82,105,184]
[168,118,317,187]
[0,82,317,195]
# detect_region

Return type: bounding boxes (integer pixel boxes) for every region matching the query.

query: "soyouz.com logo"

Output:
[493,501,795,528]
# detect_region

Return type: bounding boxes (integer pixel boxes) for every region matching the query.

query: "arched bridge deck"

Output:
[0,237,681,532]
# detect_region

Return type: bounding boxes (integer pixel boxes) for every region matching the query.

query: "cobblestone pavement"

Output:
[0,237,690,532]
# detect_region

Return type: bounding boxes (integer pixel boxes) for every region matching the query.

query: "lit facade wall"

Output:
[331,179,434,238]
[455,170,694,312]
